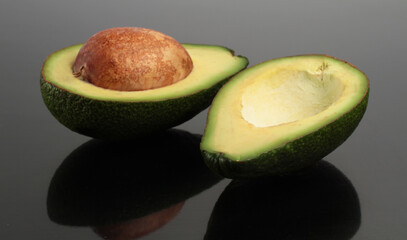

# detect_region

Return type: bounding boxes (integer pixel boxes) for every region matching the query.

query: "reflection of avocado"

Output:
[201,55,369,178]
[93,202,184,240]
[41,44,248,140]
[47,129,222,226]
[205,161,361,240]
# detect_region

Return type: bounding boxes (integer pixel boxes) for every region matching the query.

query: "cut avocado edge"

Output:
[200,54,369,178]
[41,43,249,102]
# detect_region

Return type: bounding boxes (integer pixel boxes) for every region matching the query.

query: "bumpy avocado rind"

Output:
[41,44,248,140]
[40,76,226,140]
[201,55,369,179]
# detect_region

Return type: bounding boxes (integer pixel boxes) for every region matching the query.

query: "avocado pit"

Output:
[73,27,193,91]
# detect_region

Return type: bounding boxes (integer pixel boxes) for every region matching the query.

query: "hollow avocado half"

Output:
[201,55,369,178]
[41,44,248,140]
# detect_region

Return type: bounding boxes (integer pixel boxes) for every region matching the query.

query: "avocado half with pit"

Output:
[201,55,369,178]
[41,44,248,140]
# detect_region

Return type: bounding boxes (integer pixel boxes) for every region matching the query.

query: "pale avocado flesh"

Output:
[201,55,369,178]
[43,44,248,102]
[41,44,248,140]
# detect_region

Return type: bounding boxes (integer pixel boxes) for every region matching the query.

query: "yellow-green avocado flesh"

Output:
[41,44,248,140]
[201,55,369,178]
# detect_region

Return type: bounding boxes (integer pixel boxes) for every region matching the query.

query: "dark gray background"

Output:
[1,0,406,239]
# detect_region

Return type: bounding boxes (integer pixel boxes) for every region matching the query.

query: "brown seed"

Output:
[73,27,193,91]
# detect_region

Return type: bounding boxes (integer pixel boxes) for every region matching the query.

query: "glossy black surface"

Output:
[205,161,360,240]
[47,129,222,227]
[1,0,407,239]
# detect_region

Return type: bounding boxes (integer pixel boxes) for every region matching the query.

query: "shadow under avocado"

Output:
[47,129,222,227]
[205,161,361,240]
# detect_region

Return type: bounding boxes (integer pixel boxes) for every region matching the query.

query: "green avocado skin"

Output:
[203,90,369,179]
[40,71,242,140]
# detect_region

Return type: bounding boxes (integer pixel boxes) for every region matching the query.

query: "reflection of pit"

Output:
[241,69,343,127]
